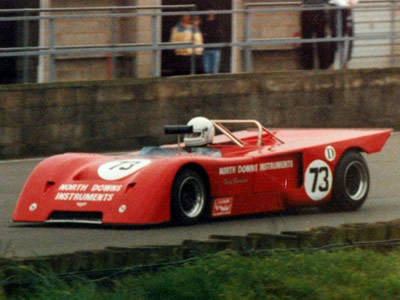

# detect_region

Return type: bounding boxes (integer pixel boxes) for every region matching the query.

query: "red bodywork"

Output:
[13,127,391,225]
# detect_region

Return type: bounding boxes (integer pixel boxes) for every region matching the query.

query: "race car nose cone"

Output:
[29,203,38,212]
[119,205,127,213]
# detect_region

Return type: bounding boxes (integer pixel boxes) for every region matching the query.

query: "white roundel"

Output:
[305,160,333,201]
[325,146,336,162]
[98,159,151,181]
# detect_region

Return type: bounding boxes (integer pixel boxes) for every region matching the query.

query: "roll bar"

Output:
[164,119,284,149]
[211,120,284,147]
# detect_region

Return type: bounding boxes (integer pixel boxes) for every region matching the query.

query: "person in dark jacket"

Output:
[328,0,358,68]
[300,0,331,69]
[202,12,223,74]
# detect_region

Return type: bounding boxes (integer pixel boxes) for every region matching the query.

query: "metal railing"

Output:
[0,1,398,84]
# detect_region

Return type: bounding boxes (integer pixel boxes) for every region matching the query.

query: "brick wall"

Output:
[1,68,399,159]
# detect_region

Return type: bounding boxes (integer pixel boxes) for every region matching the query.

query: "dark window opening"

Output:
[0,0,39,84]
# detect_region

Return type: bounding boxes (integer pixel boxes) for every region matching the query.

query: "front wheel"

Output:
[320,151,370,212]
[171,169,209,225]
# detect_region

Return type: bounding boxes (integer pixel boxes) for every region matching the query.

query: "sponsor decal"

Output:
[55,192,114,202]
[238,164,258,174]
[98,159,151,181]
[325,146,336,162]
[223,177,249,185]
[58,184,89,192]
[91,184,122,192]
[218,160,294,176]
[219,166,237,175]
[212,197,233,217]
[304,160,333,201]
[259,160,294,171]
[54,184,123,202]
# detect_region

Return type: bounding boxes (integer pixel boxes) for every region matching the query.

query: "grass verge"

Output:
[4,248,400,299]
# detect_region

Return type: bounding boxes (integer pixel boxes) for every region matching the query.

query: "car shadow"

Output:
[8,207,324,230]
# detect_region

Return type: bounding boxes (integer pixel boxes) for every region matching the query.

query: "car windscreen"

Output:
[138,146,221,157]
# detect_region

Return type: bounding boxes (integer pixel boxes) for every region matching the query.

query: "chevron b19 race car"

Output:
[13,117,391,225]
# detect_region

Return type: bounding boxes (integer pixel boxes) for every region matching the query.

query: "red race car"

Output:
[13,117,391,225]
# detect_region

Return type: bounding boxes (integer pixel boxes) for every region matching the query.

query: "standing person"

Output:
[169,15,204,75]
[170,15,193,75]
[328,0,359,68]
[202,12,223,74]
[300,0,331,69]
[192,15,204,74]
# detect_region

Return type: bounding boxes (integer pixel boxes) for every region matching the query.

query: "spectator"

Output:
[300,0,331,69]
[202,12,223,74]
[169,15,204,75]
[192,15,204,74]
[328,0,359,68]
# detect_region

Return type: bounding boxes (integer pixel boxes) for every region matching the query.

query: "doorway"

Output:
[161,0,232,76]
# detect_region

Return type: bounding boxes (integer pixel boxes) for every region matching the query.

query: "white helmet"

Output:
[184,117,215,147]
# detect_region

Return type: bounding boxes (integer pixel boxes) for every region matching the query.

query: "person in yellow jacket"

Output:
[170,15,204,75]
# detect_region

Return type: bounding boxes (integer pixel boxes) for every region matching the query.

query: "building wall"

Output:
[133,0,161,78]
[350,4,400,69]
[38,0,304,82]
[0,68,399,159]
[40,0,134,82]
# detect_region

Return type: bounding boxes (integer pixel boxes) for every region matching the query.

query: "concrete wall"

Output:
[1,68,400,159]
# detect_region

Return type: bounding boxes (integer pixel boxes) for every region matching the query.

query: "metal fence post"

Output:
[49,18,55,82]
[23,11,29,83]
[151,14,160,77]
[244,6,253,73]
[390,0,395,65]
[110,8,117,79]
[336,7,344,68]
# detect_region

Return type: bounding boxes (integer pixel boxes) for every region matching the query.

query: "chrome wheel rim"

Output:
[178,176,205,218]
[344,161,369,201]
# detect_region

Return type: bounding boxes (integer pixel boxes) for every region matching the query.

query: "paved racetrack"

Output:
[2,133,400,258]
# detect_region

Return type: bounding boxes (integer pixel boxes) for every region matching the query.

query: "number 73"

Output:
[309,167,330,193]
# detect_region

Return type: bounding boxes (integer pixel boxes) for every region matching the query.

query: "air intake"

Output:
[47,211,103,224]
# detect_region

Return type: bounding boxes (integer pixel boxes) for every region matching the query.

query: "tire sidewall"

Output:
[332,151,370,211]
[171,168,209,225]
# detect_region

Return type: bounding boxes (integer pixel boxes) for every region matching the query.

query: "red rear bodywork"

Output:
[12,127,391,225]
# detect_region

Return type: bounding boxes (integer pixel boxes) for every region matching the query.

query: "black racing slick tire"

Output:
[320,151,370,212]
[171,169,209,225]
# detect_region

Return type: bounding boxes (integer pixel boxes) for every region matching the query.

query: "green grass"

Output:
[4,249,400,300]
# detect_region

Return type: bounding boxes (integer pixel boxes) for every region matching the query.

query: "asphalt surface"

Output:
[2,132,400,258]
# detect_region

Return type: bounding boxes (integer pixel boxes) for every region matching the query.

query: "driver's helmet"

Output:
[184,117,215,147]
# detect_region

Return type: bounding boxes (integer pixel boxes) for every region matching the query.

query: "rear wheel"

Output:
[171,169,209,225]
[320,151,370,212]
